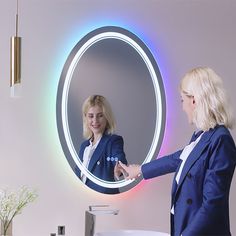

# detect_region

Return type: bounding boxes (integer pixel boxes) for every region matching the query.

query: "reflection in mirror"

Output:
[56,26,166,193]
[77,95,128,194]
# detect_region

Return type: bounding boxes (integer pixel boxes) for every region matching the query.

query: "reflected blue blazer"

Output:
[142,125,236,236]
[77,134,127,194]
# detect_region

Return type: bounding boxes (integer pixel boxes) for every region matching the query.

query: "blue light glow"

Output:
[46,20,172,192]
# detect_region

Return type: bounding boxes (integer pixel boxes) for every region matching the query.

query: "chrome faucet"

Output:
[85,205,119,236]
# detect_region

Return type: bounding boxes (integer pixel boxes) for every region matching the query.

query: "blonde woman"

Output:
[78,95,127,194]
[118,67,236,235]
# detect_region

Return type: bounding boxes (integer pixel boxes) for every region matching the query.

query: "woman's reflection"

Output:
[76,95,128,194]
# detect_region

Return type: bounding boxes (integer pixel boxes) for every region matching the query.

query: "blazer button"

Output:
[187,198,193,205]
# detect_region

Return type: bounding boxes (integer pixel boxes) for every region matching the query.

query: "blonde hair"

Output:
[82,95,116,139]
[180,67,234,131]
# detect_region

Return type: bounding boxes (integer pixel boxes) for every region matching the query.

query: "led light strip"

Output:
[61,29,164,188]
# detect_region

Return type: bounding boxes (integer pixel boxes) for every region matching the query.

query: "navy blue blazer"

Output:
[77,133,127,194]
[142,125,236,236]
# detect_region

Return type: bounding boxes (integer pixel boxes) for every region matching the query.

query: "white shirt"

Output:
[171,132,204,214]
[81,138,101,183]
[175,132,204,184]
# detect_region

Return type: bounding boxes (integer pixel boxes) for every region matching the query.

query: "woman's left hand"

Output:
[114,161,128,180]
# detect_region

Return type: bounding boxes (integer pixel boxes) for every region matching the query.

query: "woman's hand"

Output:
[117,161,142,180]
[114,161,128,180]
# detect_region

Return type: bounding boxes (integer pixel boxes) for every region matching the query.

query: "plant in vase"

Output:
[0,186,38,236]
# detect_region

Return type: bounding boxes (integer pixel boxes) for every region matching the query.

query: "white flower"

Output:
[0,186,38,235]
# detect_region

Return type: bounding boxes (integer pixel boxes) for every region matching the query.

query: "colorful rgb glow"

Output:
[47,21,171,193]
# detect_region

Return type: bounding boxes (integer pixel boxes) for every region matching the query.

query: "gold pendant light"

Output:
[10,0,21,97]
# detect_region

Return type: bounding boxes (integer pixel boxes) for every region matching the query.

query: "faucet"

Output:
[85,205,119,236]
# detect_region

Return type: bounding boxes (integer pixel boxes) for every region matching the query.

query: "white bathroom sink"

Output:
[95,230,170,236]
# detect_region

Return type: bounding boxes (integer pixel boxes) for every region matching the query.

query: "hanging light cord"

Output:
[16,0,19,37]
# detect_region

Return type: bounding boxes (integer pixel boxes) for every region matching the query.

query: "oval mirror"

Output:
[56,26,166,194]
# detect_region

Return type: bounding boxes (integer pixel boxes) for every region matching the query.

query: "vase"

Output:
[0,220,12,236]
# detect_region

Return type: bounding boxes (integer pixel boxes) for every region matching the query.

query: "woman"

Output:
[78,95,127,194]
[118,67,236,235]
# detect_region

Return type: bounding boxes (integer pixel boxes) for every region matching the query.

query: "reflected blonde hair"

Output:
[180,67,234,131]
[82,95,116,139]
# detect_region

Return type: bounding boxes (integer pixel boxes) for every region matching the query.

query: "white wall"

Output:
[0,0,236,235]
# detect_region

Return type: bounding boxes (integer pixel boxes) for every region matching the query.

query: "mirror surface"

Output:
[56,26,166,193]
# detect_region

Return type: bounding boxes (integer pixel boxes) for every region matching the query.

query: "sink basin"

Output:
[95,230,170,236]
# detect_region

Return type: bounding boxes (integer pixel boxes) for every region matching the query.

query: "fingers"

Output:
[119,161,133,180]
[119,167,128,179]
[115,162,142,181]
[118,161,128,171]
[114,162,120,180]
[114,161,128,180]
[121,163,141,180]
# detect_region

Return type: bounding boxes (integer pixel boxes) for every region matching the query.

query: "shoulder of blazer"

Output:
[80,139,90,150]
[201,125,231,143]
[206,125,233,143]
[102,134,123,143]
[79,139,90,160]
[79,134,123,156]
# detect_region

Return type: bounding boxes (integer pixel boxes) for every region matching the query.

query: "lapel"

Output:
[87,134,110,172]
[172,127,217,201]
[79,140,90,162]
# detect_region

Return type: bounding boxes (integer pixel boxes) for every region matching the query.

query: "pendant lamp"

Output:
[10,0,21,97]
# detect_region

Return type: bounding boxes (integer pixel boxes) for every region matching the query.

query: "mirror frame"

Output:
[56,26,166,190]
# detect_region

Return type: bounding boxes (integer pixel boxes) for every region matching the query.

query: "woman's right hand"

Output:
[117,161,142,180]
[114,161,128,180]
